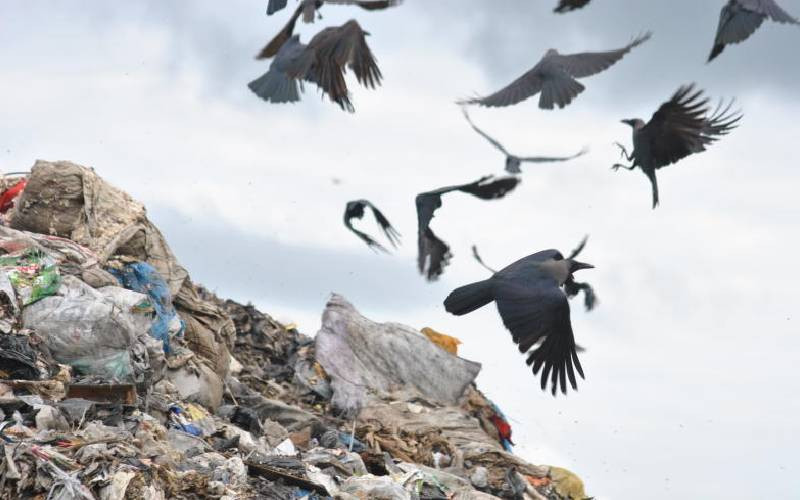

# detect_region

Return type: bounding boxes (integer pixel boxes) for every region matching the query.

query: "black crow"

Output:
[444,238,595,395]
[459,32,651,110]
[462,108,587,173]
[614,84,742,208]
[343,199,401,252]
[417,176,520,281]
[250,20,381,112]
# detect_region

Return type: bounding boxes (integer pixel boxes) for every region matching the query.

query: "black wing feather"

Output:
[640,84,742,170]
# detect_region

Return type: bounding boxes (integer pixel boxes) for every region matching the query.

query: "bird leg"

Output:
[564,277,597,311]
[613,142,632,161]
[611,163,635,171]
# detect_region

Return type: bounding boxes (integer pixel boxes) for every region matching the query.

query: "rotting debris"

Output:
[0,160,591,499]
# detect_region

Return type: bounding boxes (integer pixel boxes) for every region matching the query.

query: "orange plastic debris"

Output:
[526,475,551,488]
[421,327,462,355]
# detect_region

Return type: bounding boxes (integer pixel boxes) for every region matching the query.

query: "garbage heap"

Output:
[0,161,590,500]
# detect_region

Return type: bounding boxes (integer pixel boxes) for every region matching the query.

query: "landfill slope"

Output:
[0,161,590,499]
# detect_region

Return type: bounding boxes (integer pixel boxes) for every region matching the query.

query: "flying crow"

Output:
[459,32,651,110]
[343,199,401,252]
[417,176,520,281]
[462,108,587,173]
[249,20,381,112]
[614,84,742,208]
[444,238,595,395]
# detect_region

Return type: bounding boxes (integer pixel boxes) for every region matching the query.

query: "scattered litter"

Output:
[66,383,137,404]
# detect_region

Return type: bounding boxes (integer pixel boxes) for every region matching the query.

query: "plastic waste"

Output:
[21,276,156,381]
[0,248,60,305]
[108,261,184,354]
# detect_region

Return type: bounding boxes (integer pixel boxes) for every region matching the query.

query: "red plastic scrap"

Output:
[489,413,514,445]
[0,178,26,213]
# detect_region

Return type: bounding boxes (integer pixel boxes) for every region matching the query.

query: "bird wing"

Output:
[567,235,588,259]
[741,0,799,23]
[344,200,390,252]
[415,176,519,281]
[257,3,304,59]
[462,108,510,156]
[267,0,289,15]
[364,200,401,248]
[551,32,652,79]
[640,84,742,169]
[710,2,766,61]
[458,66,546,108]
[457,176,521,200]
[418,226,452,281]
[471,245,497,274]
[295,20,381,111]
[313,20,382,89]
[553,0,591,13]
[519,146,588,163]
[324,0,403,10]
[493,273,584,395]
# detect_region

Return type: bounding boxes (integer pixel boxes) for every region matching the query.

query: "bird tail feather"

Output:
[444,279,493,315]
[645,168,659,208]
[539,77,585,110]
[248,69,301,104]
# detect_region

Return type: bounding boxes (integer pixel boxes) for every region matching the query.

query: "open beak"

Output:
[571,260,594,272]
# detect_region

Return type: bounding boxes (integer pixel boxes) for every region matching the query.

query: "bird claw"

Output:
[611,163,633,172]
[613,142,630,160]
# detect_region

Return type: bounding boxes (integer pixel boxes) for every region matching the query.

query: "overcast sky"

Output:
[2,1,799,498]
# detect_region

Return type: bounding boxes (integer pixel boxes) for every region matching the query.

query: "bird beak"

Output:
[571,260,594,272]
[621,119,634,127]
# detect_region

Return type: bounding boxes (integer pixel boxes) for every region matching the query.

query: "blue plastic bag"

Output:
[108,262,184,354]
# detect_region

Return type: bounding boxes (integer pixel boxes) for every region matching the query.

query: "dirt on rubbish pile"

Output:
[0,161,590,499]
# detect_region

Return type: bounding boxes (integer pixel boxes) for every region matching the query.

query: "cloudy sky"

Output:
[2,1,799,498]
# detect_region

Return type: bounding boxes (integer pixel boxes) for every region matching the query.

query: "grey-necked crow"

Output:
[445,238,595,395]
[459,32,651,110]
[614,84,742,208]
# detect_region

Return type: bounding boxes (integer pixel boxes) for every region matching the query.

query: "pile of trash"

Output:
[0,161,590,499]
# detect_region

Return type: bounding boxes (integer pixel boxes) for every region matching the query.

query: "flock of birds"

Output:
[251,0,798,395]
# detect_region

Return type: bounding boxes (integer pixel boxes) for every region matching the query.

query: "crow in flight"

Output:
[459,32,651,110]
[249,20,381,112]
[614,84,742,208]
[343,199,401,252]
[445,237,595,395]
[417,176,520,281]
[462,108,587,174]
